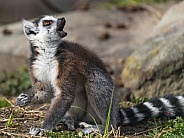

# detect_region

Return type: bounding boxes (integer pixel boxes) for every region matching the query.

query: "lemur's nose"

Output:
[56,17,67,38]
[58,18,65,21]
[57,18,66,31]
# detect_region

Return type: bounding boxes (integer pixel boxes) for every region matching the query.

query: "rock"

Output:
[2,28,12,35]
[121,1,184,98]
[97,29,110,40]
[0,9,158,72]
[104,21,129,29]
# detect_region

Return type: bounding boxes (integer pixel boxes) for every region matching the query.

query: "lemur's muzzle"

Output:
[56,18,67,38]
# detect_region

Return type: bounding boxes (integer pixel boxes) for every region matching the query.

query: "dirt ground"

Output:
[0,95,168,138]
[0,104,159,138]
[0,105,45,138]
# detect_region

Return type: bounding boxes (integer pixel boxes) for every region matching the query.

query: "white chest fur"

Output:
[32,47,58,87]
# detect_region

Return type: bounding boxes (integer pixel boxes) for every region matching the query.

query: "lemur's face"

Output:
[23,15,67,42]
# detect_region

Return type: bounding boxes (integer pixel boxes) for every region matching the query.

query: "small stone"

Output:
[97,31,110,40]
[104,22,112,28]
[2,28,12,35]
[113,22,129,29]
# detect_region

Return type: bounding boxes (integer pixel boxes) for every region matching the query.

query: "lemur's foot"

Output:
[16,93,31,107]
[61,118,75,131]
[29,127,47,136]
[79,122,104,135]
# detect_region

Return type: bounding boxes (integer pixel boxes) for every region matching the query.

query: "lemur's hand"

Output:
[16,93,31,107]
[34,81,44,91]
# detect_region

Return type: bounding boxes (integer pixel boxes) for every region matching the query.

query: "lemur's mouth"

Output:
[56,17,67,38]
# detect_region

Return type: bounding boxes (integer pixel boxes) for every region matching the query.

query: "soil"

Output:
[0,104,159,138]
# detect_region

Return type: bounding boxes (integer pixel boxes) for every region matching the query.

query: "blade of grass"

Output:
[5,112,15,128]
[104,87,115,137]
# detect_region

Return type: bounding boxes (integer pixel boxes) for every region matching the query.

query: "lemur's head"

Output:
[23,15,67,42]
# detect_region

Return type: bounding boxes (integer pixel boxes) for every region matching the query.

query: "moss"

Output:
[121,56,142,86]
[0,67,31,96]
[101,0,168,9]
[149,46,160,57]
[0,98,11,108]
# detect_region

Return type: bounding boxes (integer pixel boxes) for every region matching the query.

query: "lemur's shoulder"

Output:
[56,40,108,72]
[57,40,99,59]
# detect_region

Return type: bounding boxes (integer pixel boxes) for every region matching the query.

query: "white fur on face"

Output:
[23,15,62,45]
[36,16,60,41]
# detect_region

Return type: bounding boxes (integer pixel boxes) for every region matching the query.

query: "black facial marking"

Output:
[33,15,46,27]
[25,26,37,36]
[29,30,37,35]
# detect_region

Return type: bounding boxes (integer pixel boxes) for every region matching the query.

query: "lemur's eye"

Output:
[43,20,53,26]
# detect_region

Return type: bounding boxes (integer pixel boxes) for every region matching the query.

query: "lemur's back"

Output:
[56,40,109,73]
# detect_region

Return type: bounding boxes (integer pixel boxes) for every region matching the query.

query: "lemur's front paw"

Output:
[29,127,47,136]
[34,81,44,90]
[16,93,31,107]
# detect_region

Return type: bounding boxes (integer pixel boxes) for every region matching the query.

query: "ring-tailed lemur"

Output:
[16,15,184,136]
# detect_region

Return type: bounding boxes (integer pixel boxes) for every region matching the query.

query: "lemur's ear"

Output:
[22,19,37,40]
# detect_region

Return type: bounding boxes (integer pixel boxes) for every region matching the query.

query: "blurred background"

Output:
[0,0,108,24]
[0,0,177,24]
[0,1,184,136]
[0,0,183,100]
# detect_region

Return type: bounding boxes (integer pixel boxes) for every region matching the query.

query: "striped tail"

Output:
[119,94,184,125]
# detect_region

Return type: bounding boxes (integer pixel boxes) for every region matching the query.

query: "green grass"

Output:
[46,131,79,138]
[117,0,167,5]
[5,111,17,128]
[132,97,148,104]
[102,0,168,9]
[45,130,95,138]
[104,88,114,137]
[146,117,184,138]
[0,98,11,108]
[0,67,31,96]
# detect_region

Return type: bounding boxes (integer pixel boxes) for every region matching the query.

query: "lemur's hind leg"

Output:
[61,86,87,131]
[82,68,118,134]
[61,114,75,131]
